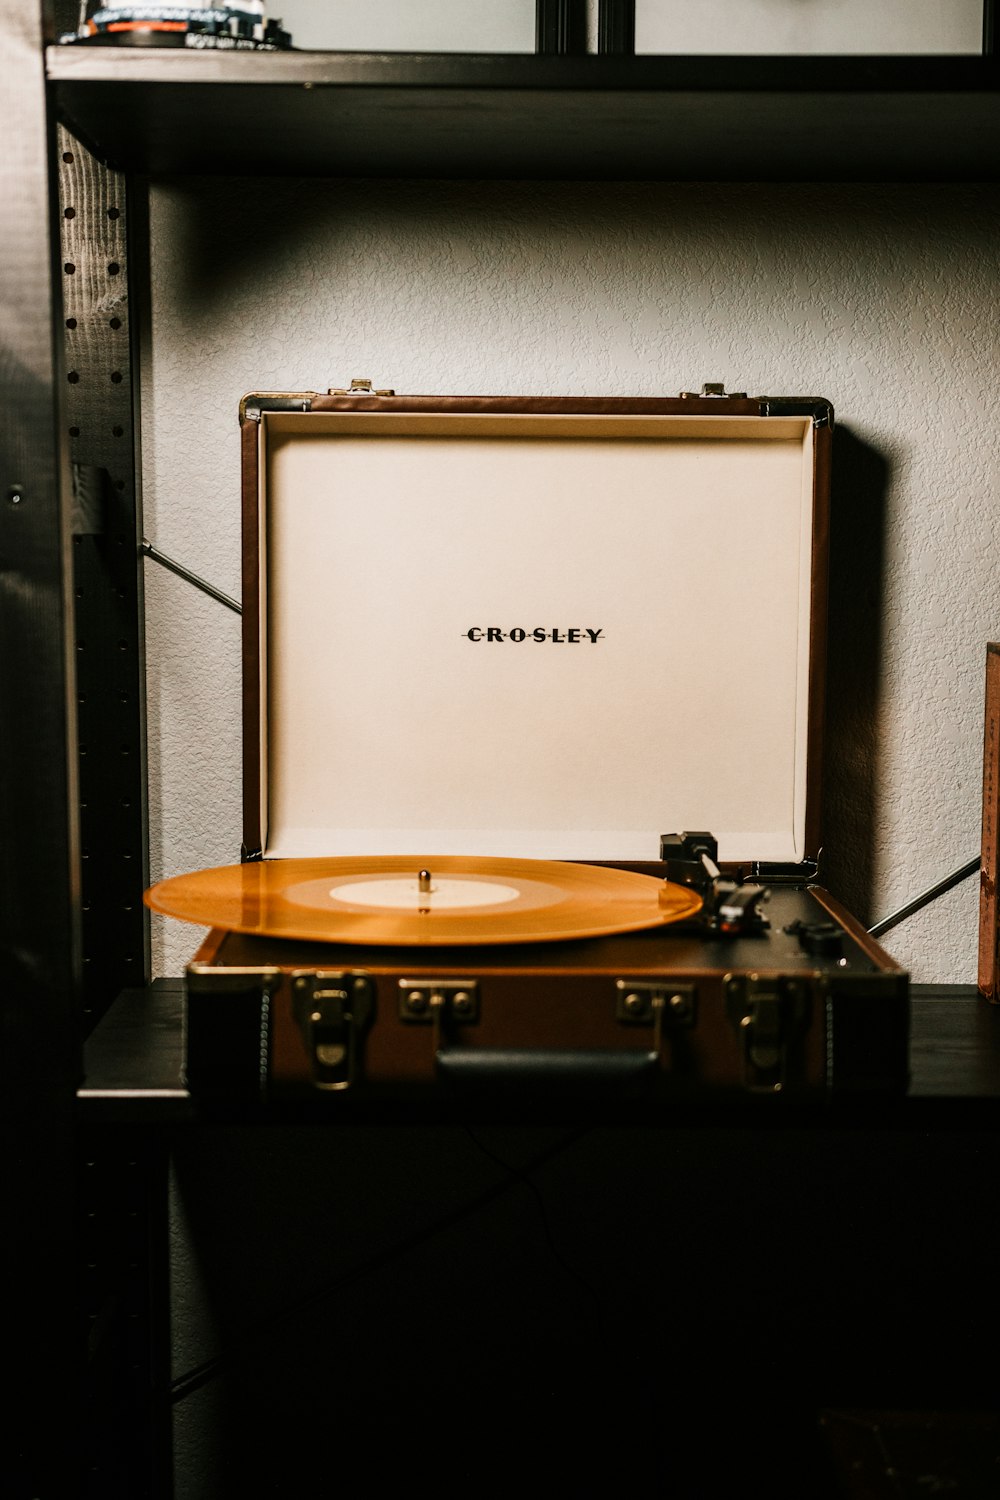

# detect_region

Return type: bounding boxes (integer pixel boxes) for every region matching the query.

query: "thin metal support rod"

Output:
[140,539,241,614]
[984,0,996,56]
[868,856,980,939]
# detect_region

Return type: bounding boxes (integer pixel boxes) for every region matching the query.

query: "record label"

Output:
[320,875,525,911]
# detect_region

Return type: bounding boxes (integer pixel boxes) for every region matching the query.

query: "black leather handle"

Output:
[435,1044,659,1090]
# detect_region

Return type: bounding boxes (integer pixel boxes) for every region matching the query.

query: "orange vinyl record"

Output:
[144,854,703,947]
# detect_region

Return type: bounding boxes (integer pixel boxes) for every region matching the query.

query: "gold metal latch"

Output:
[725,974,811,1091]
[292,971,375,1091]
[398,979,480,1026]
[616,980,696,1032]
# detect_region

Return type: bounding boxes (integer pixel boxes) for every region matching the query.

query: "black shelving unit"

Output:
[4,3,1000,1493]
[48,49,1000,180]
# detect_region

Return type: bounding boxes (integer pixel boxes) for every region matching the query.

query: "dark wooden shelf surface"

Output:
[48,49,1000,180]
[78,981,1000,1122]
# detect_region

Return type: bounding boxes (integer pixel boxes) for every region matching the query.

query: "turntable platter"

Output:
[144,854,702,946]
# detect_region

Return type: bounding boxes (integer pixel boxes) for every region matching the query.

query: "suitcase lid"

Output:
[241,389,832,869]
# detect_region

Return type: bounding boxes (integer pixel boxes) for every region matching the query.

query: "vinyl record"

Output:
[144,854,703,946]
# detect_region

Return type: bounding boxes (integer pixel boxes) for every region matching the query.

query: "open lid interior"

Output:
[254,409,820,865]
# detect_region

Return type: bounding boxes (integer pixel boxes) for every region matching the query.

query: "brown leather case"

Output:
[185,882,907,1106]
[179,386,909,1108]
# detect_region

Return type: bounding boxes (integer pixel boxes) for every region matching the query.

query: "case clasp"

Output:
[292,971,375,1091]
[398,979,480,1025]
[725,974,811,1092]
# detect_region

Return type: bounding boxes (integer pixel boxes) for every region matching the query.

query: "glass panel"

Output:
[635,0,985,56]
[275,0,536,54]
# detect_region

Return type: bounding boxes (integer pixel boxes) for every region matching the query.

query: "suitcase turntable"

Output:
[148,387,909,1106]
[148,835,907,1104]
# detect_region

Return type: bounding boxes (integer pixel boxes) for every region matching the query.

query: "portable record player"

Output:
[146,384,908,1105]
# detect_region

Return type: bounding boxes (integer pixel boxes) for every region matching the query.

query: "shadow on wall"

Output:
[821,424,891,927]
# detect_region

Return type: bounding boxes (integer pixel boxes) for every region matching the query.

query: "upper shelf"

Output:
[48,49,1000,181]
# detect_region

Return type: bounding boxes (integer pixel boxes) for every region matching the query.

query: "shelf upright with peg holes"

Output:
[0,4,159,1495]
[58,121,150,1033]
[1,3,84,1493]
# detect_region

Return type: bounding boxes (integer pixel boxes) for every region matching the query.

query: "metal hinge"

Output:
[748,858,820,885]
[679,381,748,399]
[240,392,318,422]
[327,378,396,396]
[756,397,833,428]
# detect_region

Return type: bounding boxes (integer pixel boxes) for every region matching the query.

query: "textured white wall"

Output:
[275,0,537,52]
[270,0,984,56]
[635,0,984,54]
[143,179,1000,984]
